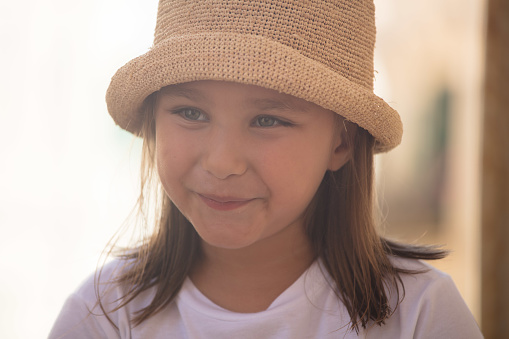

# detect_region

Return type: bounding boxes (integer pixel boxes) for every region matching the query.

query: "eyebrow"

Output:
[248,98,310,113]
[159,86,208,102]
[159,85,310,113]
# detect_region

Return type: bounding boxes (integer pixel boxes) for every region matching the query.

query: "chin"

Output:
[194,226,263,251]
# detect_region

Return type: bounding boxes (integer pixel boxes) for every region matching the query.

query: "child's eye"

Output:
[173,107,207,121]
[253,116,293,127]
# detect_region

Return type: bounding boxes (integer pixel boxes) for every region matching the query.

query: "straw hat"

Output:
[106,0,402,152]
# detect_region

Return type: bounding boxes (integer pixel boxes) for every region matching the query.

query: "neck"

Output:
[189,223,314,312]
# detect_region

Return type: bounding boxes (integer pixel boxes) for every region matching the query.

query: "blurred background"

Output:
[0,0,505,337]
[374,0,484,328]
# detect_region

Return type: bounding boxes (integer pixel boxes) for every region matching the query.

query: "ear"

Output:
[327,120,353,171]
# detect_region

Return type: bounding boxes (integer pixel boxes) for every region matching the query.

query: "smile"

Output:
[197,193,254,211]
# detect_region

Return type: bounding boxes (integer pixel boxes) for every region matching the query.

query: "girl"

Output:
[50,0,483,338]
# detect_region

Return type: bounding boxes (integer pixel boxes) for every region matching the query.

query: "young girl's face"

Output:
[155,81,348,250]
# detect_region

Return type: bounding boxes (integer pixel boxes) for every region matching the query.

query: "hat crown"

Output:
[153,0,376,90]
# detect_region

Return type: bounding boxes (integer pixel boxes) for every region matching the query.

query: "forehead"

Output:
[158,81,322,113]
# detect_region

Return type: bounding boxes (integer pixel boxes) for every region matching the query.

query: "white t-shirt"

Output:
[49,257,483,338]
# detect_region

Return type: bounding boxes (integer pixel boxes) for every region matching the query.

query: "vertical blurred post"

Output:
[481,0,509,337]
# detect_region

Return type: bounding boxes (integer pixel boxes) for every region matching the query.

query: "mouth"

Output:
[197,193,254,211]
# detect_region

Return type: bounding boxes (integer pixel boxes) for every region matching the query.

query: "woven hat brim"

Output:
[106,33,402,152]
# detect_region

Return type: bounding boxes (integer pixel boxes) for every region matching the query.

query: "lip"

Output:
[197,193,254,211]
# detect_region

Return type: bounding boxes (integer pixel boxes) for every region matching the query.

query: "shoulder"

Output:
[68,259,133,314]
[374,256,483,338]
[390,255,451,292]
[48,259,140,339]
[388,256,464,312]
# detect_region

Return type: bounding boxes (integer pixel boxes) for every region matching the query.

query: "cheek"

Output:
[155,132,184,190]
[155,121,192,166]
[155,140,172,193]
[155,126,204,198]
[257,137,330,199]
[280,135,332,172]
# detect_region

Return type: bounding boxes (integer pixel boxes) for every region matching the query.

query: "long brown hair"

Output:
[98,91,447,333]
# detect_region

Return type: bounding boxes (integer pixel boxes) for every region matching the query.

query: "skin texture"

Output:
[154,80,350,312]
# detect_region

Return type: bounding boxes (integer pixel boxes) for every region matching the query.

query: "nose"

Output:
[201,128,248,179]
